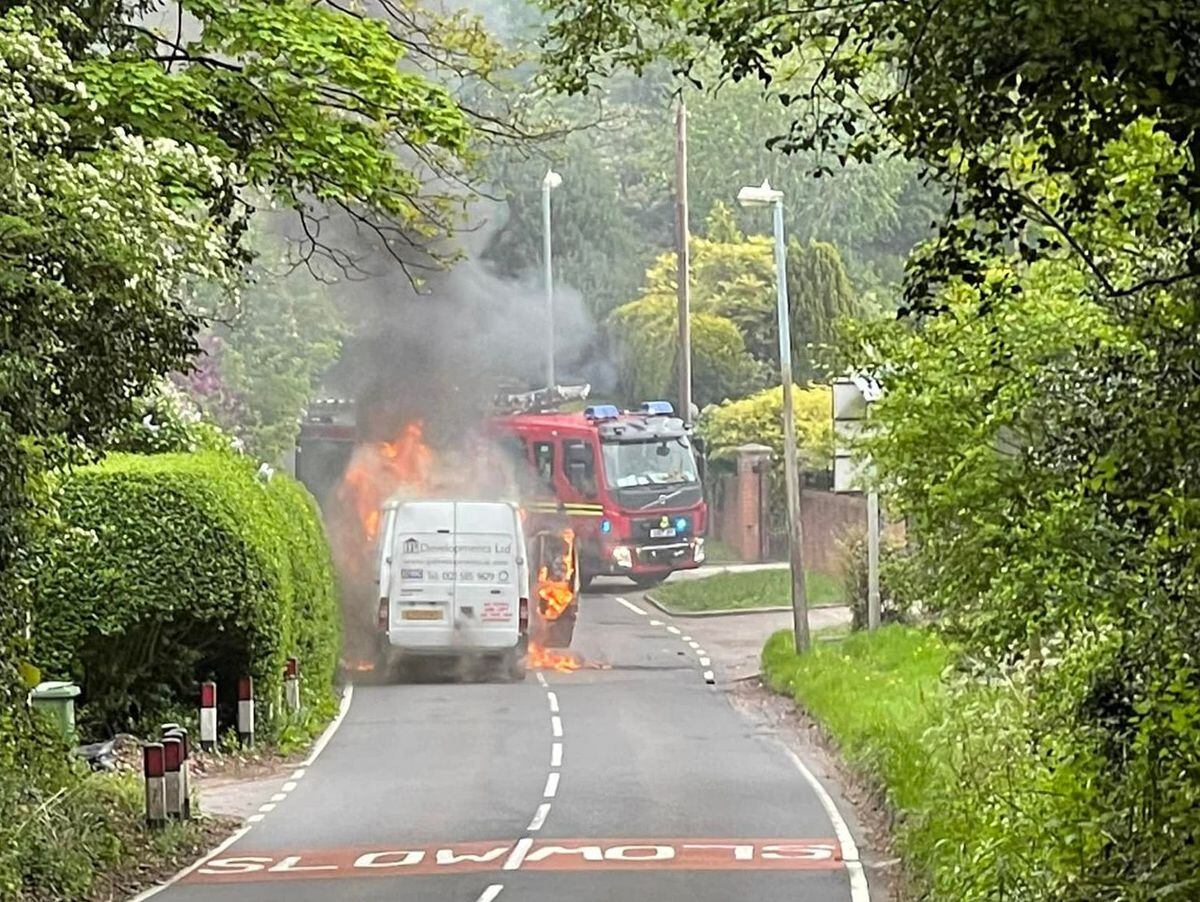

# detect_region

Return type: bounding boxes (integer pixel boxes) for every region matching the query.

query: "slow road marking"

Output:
[190,838,845,883]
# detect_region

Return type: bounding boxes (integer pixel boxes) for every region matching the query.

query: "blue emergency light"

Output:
[585,404,621,421]
[640,401,674,416]
[674,516,688,533]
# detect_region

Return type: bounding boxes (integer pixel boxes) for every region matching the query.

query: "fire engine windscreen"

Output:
[601,438,699,489]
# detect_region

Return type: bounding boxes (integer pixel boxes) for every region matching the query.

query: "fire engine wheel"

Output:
[630,572,669,589]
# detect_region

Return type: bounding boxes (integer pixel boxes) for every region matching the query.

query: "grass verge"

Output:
[762,626,949,817]
[655,568,844,612]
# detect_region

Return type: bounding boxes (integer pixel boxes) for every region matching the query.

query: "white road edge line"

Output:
[550,742,563,767]
[547,691,559,713]
[543,772,560,798]
[616,596,648,616]
[781,745,871,902]
[527,802,552,831]
[551,715,563,738]
[303,682,355,767]
[291,768,306,780]
[477,883,505,902]
[503,837,534,871]
[126,825,252,901]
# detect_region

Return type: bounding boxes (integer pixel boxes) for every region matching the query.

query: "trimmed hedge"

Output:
[30,452,340,735]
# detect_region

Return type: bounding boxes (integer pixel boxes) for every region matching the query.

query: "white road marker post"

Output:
[163,736,183,820]
[143,743,166,827]
[237,676,255,747]
[284,657,300,715]
[199,681,217,752]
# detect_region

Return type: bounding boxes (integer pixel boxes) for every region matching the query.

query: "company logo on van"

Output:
[403,537,420,554]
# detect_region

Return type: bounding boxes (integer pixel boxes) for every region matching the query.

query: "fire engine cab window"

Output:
[533,441,555,491]
[563,440,597,497]
[601,438,699,488]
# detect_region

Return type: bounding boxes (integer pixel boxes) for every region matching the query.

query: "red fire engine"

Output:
[484,395,708,591]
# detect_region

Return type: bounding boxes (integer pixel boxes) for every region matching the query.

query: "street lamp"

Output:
[542,169,563,389]
[737,179,810,652]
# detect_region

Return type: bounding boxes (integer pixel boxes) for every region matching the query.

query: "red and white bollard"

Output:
[163,736,183,819]
[143,743,166,827]
[199,681,217,752]
[237,676,254,747]
[163,726,191,819]
[284,657,301,714]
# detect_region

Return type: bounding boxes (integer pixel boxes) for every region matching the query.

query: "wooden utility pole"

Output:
[674,98,693,424]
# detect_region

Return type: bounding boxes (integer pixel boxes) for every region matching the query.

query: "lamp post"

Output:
[737,179,810,652]
[542,169,563,389]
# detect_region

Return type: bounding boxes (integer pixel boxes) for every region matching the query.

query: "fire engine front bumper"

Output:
[594,538,705,575]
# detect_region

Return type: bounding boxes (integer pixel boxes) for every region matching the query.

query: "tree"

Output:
[180,247,345,464]
[787,239,861,382]
[607,295,760,407]
[537,0,1200,309]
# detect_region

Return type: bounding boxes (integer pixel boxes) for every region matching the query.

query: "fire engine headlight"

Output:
[612,545,632,569]
[600,518,612,534]
[693,538,706,563]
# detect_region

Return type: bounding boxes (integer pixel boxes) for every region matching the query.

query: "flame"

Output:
[525,641,583,672]
[337,421,433,545]
[536,529,576,622]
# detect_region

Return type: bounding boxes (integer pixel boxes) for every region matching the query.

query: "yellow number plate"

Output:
[402,609,443,621]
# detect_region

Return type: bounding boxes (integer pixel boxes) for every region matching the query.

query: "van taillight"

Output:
[519,597,529,634]
[378,598,388,631]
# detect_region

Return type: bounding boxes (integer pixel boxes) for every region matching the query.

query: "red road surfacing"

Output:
[191,838,844,883]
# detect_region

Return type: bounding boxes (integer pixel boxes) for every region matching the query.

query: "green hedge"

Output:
[30,452,340,735]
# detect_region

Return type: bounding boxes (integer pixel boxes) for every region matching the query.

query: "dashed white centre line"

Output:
[547,691,559,713]
[476,885,505,902]
[649,619,664,626]
[281,781,298,792]
[269,793,287,803]
[543,772,560,798]
[246,814,264,824]
[682,635,692,642]
[667,625,681,635]
[688,641,700,649]
[703,670,716,684]
[290,768,306,780]
[616,596,648,616]
[696,648,708,656]
[535,672,548,688]
[503,837,534,871]
[551,715,563,738]
[550,742,563,767]
[527,802,551,831]
[700,657,711,667]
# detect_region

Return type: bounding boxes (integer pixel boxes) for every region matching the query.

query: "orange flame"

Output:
[337,421,434,545]
[525,641,584,672]
[536,528,576,622]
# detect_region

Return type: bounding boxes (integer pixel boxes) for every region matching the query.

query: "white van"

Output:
[376,499,529,681]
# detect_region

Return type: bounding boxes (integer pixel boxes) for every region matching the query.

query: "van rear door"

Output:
[453,502,521,650]
[387,501,456,642]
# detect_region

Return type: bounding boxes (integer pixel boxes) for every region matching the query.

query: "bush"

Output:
[839,527,912,630]
[29,451,340,736]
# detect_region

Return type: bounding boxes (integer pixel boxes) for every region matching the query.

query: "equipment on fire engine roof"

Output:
[493,384,591,414]
[640,401,675,416]
[596,415,688,442]
[583,404,621,422]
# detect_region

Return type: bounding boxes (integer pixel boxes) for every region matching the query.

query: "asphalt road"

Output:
[151,587,869,902]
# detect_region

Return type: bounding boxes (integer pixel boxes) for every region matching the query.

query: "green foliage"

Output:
[699,383,832,470]
[184,245,345,464]
[110,382,231,455]
[838,527,912,631]
[653,568,843,612]
[29,452,340,735]
[537,0,1199,306]
[761,626,951,816]
[607,294,760,407]
[787,240,861,382]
